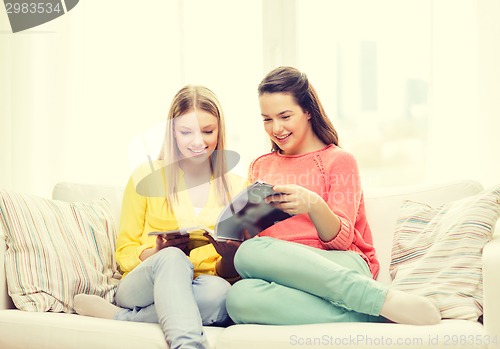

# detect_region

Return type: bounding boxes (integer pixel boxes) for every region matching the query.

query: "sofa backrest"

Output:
[52,182,125,227]
[364,180,483,284]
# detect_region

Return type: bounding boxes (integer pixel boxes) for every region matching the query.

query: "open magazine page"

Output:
[148,226,214,252]
[215,181,291,241]
[148,226,207,236]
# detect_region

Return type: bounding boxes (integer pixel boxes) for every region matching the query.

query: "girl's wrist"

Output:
[216,258,239,279]
[307,191,324,214]
[139,247,157,261]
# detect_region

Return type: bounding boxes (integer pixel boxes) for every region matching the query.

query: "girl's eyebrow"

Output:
[201,124,217,129]
[261,110,293,117]
[177,124,216,130]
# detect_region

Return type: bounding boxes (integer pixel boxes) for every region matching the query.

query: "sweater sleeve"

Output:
[114,175,153,275]
[248,157,258,183]
[319,151,362,251]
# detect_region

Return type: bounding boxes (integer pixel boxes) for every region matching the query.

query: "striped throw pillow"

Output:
[389,185,500,321]
[0,190,119,313]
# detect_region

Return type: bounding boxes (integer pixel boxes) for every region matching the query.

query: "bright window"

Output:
[296,0,431,188]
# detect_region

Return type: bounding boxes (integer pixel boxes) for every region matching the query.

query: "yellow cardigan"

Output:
[115,161,248,279]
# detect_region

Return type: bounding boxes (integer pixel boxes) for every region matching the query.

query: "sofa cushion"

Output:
[390,184,500,320]
[0,309,224,349]
[0,190,119,312]
[215,320,486,349]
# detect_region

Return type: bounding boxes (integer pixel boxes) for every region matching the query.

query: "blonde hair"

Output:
[158,85,231,206]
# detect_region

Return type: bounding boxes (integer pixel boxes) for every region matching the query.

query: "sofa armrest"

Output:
[482,223,500,344]
[0,239,15,310]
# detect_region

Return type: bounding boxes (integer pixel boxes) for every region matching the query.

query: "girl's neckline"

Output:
[275,144,335,158]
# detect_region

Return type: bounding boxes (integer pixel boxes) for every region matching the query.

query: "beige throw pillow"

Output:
[390,185,500,320]
[0,190,119,312]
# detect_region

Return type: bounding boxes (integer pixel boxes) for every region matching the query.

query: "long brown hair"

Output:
[258,66,339,151]
[158,85,231,206]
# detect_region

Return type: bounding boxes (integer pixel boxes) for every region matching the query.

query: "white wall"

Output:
[1,1,184,197]
[477,0,500,187]
[427,0,480,183]
[0,1,265,197]
[427,0,500,188]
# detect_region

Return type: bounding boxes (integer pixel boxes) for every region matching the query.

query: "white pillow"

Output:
[390,185,500,321]
[0,190,119,312]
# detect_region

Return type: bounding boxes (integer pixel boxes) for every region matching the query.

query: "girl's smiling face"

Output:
[173,109,219,164]
[259,92,313,155]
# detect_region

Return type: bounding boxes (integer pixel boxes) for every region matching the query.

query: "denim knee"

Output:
[194,275,231,325]
[152,247,192,268]
[154,246,189,262]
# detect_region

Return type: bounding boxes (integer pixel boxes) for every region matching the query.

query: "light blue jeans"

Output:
[226,237,387,325]
[114,247,231,349]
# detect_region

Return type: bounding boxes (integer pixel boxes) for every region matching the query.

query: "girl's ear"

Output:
[306,111,311,120]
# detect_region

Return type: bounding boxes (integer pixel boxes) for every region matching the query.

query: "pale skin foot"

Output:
[73,294,120,320]
[380,289,441,325]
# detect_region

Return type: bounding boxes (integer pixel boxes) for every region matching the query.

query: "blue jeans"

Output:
[114,247,230,349]
[226,237,387,325]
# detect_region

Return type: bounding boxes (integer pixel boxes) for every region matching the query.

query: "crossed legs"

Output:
[226,237,440,326]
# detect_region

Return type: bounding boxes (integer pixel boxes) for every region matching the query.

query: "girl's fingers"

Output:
[273,202,296,213]
[272,185,292,193]
[242,230,253,240]
[203,232,217,246]
[158,235,189,248]
[265,193,287,203]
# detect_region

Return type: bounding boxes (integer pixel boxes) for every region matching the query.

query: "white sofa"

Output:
[1,180,499,349]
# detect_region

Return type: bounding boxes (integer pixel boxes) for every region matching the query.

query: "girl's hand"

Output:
[203,233,244,261]
[266,184,321,215]
[155,233,190,253]
[139,234,190,261]
[204,231,252,279]
[267,185,342,242]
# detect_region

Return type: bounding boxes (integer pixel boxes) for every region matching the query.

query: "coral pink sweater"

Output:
[249,144,380,278]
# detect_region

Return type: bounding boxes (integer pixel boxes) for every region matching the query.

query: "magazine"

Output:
[148,181,292,242]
